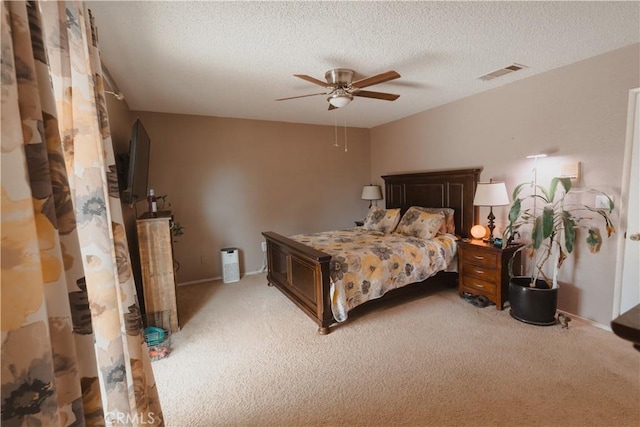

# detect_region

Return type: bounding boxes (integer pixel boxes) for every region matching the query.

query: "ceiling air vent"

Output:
[477,63,528,81]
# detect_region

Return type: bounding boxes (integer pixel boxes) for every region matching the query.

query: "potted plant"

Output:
[503,177,615,325]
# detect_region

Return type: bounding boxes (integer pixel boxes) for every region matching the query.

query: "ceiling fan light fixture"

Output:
[328,93,352,108]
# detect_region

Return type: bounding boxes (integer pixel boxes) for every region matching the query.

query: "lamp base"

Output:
[486,206,496,242]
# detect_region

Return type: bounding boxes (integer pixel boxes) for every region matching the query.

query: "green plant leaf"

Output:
[586,228,603,253]
[548,177,572,202]
[533,215,544,249]
[508,198,521,224]
[562,211,576,253]
[596,192,615,214]
[560,177,572,193]
[549,178,560,201]
[537,183,551,201]
[580,203,616,237]
[511,183,528,201]
[542,206,554,239]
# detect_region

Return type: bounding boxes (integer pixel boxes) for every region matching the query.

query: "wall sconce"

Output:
[473,181,509,242]
[560,162,581,183]
[361,185,382,208]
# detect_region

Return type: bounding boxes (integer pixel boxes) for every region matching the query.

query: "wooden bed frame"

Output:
[262,168,481,334]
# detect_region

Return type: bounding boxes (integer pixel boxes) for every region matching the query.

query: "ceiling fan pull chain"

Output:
[344,111,348,152]
[334,111,339,147]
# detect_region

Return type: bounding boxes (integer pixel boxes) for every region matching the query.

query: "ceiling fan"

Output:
[276,69,401,110]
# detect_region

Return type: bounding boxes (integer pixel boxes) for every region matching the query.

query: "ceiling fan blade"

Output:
[276,92,327,101]
[351,70,401,89]
[294,74,328,87]
[353,90,400,101]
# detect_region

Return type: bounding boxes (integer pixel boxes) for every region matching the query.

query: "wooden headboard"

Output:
[382,168,482,238]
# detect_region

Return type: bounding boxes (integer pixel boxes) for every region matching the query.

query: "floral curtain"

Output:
[1,1,162,425]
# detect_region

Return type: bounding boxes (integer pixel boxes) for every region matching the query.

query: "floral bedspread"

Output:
[290,228,457,322]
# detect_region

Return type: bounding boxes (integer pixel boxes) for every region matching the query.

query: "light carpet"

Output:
[151,273,639,426]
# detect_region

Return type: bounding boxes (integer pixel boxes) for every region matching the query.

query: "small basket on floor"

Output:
[144,310,172,361]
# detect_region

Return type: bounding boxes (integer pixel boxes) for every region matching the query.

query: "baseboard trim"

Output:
[177,277,218,286]
[559,310,611,332]
[177,269,266,286]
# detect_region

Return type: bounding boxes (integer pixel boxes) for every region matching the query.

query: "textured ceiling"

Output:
[89,1,640,129]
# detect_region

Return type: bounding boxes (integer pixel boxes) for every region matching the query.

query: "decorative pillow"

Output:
[394,207,445,240]
[411,206,455,235]
[363,206,401,234]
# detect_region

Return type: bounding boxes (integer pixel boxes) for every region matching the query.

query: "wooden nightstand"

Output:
[458,239,522,310]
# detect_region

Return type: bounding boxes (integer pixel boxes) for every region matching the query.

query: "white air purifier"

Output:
[221,247,240,283]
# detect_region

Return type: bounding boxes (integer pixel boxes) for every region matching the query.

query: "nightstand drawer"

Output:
[462,277,497,295]
[464,264,498,282]
[460,246,498,268]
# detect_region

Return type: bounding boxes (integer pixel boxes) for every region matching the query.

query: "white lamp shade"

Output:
[361,185,383,201]
[473,182,509,206]
[328,94,352,108]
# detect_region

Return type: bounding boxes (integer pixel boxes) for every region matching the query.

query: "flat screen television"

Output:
[121,119,150,205]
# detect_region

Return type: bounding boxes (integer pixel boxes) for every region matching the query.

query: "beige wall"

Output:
[130,112,371,283]
[371,44,640,325]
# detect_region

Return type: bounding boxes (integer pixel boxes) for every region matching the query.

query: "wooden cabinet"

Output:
[137,211,179,332]
[458,240,522,310]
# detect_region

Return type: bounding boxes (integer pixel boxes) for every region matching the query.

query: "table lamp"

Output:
[361,185,383,208]
[473,181,509,242]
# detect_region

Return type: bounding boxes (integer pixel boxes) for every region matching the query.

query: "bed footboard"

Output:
[262,231,334,334]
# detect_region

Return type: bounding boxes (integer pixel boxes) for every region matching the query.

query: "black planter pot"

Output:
[509,276,558,326]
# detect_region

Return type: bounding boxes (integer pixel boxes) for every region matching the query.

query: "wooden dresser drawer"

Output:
[462,276,497,295]
[460,246,498,268]
[464,264,498,283]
